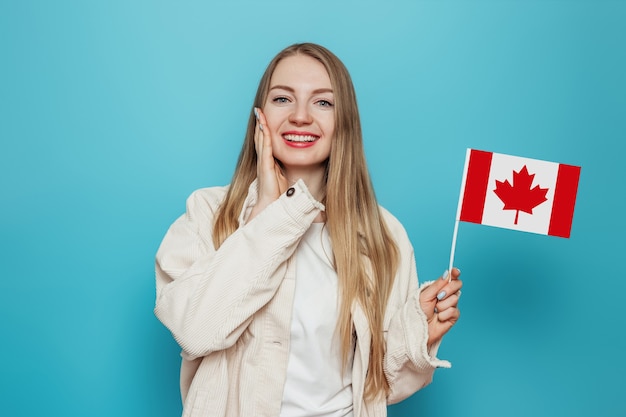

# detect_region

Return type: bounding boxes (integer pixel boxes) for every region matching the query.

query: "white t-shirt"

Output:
[280,223,354,417]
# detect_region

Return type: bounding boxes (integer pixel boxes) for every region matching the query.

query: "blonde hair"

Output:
[213,43,399,400]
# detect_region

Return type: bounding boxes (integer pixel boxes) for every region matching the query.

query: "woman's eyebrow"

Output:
[269,85,334,94]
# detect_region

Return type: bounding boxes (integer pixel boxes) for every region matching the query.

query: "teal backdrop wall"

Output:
[1,1,625,416]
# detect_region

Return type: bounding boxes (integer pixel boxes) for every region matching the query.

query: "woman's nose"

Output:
[288,103,313,125]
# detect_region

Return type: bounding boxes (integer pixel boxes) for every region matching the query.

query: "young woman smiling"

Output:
[155,43,462,417]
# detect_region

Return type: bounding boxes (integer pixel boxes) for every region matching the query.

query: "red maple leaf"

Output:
[493,165,549,225]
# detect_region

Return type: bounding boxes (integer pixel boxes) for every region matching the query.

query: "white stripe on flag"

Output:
[483,153,559,235]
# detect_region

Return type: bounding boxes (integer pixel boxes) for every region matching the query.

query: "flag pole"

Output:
[448,148,471,282]
[447,220,459,282]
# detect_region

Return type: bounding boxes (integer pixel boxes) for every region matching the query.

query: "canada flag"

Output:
[457,149,581,238]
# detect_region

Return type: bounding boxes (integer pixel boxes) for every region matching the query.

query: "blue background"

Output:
[1,1,624,416]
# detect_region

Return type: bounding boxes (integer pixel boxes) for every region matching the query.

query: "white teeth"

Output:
[283,134,318,142]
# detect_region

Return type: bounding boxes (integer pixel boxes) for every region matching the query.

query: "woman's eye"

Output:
[316,99,334,107]
[272,96,290,104]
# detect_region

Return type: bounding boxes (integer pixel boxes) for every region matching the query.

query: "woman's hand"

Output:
[419,268,462,347]
[249,107,288,221]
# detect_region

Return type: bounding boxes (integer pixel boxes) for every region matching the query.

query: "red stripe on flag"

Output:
[459,149,493,224]
[548,164,581,238]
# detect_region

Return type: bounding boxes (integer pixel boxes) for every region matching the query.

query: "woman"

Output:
[155,42,462,417]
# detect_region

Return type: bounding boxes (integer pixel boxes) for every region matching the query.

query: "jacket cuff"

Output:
[239,179,325,227]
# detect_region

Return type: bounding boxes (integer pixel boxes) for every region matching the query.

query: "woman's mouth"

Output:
[282,133,319,143]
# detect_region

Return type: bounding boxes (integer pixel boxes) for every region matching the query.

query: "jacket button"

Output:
[286,187,295,197]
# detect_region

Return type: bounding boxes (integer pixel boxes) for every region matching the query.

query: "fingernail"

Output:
[441,270,448,280]
[254,107,259,119]
[455,267,461,274]
[437,290,446,301]
[259,123,264,131]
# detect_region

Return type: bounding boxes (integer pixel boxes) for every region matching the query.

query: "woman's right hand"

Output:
[249,107,288,220]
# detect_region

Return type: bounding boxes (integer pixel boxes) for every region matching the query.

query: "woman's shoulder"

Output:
[188,185,229,203]
[183,185,230,217]
[378,205,411,244]
[378,205,405,232]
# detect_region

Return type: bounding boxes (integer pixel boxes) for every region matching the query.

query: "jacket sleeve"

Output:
[381,211,451,404]
[154,180,323,359]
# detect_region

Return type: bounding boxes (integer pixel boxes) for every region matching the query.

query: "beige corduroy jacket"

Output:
[154,179,451,417]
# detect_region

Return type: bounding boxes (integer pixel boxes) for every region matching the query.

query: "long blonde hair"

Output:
[213,43,399,400]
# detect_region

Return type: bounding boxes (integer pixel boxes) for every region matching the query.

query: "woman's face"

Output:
[262,54,335,178]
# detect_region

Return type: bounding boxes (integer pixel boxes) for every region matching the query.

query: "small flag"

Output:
[457,149,581,238]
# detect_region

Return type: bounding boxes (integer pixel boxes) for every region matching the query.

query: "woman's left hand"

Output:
[419,268,462,347]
